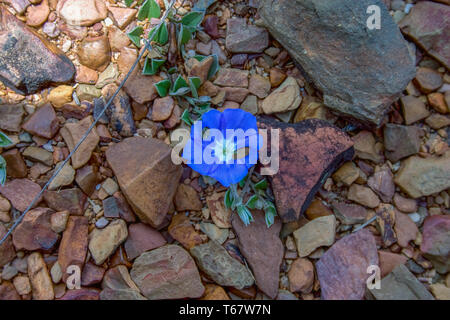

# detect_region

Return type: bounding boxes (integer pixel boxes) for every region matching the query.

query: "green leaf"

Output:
[245,195,259,209]
[193,54,220,80]
[264,202,277,228]
[238,174,247,188]
[181,11,204,28]
[180,109,193,126]
[254,179,268,190]
[125,0,134,7]
[224,189,233,209]
[188,77,201,99]
[149,22,169,45]
[154,79,171,97]
[237,205,254,226]
[170,75,190,96]
[138,0,160,20]
[142,58,165,75]
[177,24,192,48]
[0,132,13,147]
[127,26,143,47]
[0,155,6,186]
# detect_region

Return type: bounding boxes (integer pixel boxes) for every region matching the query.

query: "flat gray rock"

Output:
[259,0,416,125]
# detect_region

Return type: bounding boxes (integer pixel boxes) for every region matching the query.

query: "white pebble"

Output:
[404,4,414,14]
[408,212,421,223]
[104,18,113,27]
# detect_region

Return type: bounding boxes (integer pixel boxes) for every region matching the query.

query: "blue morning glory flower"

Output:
[182,109,260,187]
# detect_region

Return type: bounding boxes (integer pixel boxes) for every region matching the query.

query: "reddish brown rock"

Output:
[44,188,87,215]
[12,207,58,251]
[413,67,443,94]
[168,214,204,250]
[206,192,232,228]
[123,67,162,104]
[174,183,202,212]
[399,2,450,69]
[223,87,249,103]
[393,194,417,213]
[152,96,175,122]
[331,201,368,225]
[1,148,27,178]
[77,35,111,72]
[57,0,107,27]
[225,18,268,53]
[257,117,354,222]
[201,284,230,300]
[0,281,21,300]
[75,165,98,196]
[214,68,249,88]
[232,212,283,299]
[113,191,136,223]
[0,224,15,267]
[59,288,100,300]
[288,258,314,293]
[304,199,333,220]
[420,215,450,273]
[367,166,395,203]
[130,244,205,299]
[60,116,100,169]
[26,0,50,27]
[0,7,75,95]
[187,56,214,85]
[124,223,167,260]
[0,179,42,212]
[105,137,182,228]
[22,103,59,139]
[203,15,220,39]
[81,262,106,286]
[316,229,378,300]
[394,210,419,248]
[378,250,408,278]
[58,216,88,281]
[108,6,136,30]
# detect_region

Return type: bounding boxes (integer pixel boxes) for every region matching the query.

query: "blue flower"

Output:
[182,109,260,187]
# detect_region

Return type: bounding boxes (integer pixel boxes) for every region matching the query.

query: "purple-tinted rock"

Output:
[0,179,42,212]
[367,166,395,202]
[316,229,378,300]
[420,215,450,274]
[226,18,269,53]
[124,223,167,260]
[44,188,87,215]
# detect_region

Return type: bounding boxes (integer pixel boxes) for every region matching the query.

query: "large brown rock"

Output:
[0,178,42,212]
[2,148,27,178]
[232,212,283,299]
[259,0,415,125]
[257,117,354,222]
[22,103,59,139]
[0,7,75,95]
[57,0,107,27]
[44,188,87,215]
[12,207,58,251]
[316,229,378,300]
[130,244,205,299]
[123,66,162,104]
[420,215,450,274]
[106,137,182,228]
[28,252,54,300]
[399,1,450,69]
[58,216,88,281]
[60,116,100,169]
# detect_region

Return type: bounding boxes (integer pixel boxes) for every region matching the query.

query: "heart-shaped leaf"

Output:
[142,58,165,75]
[188,76,201,99]
[237,205,254,226]
[127,26,143,47]
[138,0,161,20]
[254,178,268,190]
[154,79,171,97]
[181,11,204,28]
[181,109,193,126]
[177,24,192,48]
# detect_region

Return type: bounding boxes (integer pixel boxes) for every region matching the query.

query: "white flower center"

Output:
[213,138,236,163]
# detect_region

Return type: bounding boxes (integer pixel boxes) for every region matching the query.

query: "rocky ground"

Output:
[0,0,449,300]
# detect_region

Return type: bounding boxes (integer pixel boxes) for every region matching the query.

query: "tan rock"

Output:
[13,275,31,295]
[28,252,54,300]
[168,214,204,250]
[89,219,128,265]
[57,0,107,27]
[75,65,98,84]
[400,95,430,125]
[332,162,359,186]
[50,210,69,233]
[26,0,50,27]
[347,184,380,208]
[206,192,232,228]
[261,77,301,114]
[293,215,336,257]
[60,116,100,169]
[288,258,314,293]
[214,68,249,88]
[430,283,450,300]
[248,74,270,98]
[174,184,202,212]
[48,162,75,190]
[107,25,130,52]
[77,35,111,72]
[201,284,230,300]
[352,131,382,163]
[108,6,136,29]
[428,92,448,114]
[152,96,175,121]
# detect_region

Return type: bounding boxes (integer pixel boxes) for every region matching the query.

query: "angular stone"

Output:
[232,212,283,298]
[28,252,54,300]
[25,0,49,27]
[123,67,162,104]
[131,245,205,299]
[413,67,443,94]
[107,25,130,52]
[288,258,314,294]
[44,188,87,215]
[206,192,232,228]
[23,146,53,166]
[168,214,204,250]
[81,262,105,286]
[201,284,230,300]
[0,104,24,132]
[0,179,42,212]
[395,210,419,249]
[352,131,382,163]
[348,184,380,208]
[367,166,395,202]
[22,103,59,139]
[105,137,182,228]
[260,0,415,125]
[369,265,434,300]
[13,275,31,295]
[77,35,111,72]
[103,87,136,137]
[124,223,167,260]
[316,229,378,300]
[428,92,448,114]
[75,165,98,196]
[0,224,15,268]
[187,56,214,85]
[199,222,228,244]
[378,250,408,278]
[399,1,450,69]
[152,96,175,122]
[59,288,100,300]
[332,162,359,187]
[2,148,27,178]
[400,95,430,125]
[384,124,423,163]
[48,162,75,190]
[248,74,271,99]
[394,152,450,198]
[58,216,88,281]
[393,194,417,213]
[304,199,333,220]
[174,183,202,212]
[214,68,249,88]
[88,219,128,265]
[223,87,249,103]
[57,0,107,27]
[293,215,336,257]
[50,210,69,233]
[420,215,450,274]
[12,207,58,251]
[108,6,136,30]
[225,18,268,53]
[425,113,450,130]
[261,77,301,114]
[190,241,254,289]
[60,116,100,169]
[257,117,354,222]
[0,8,75,95]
